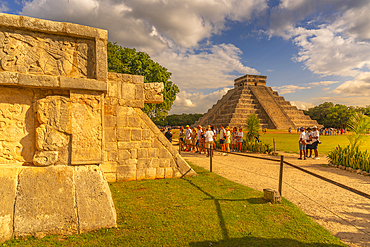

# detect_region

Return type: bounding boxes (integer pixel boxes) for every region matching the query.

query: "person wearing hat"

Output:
[298,127,307,160]
[311,126,320,159]
[224,126,231,155]
[185,125,192,152]
[305,127,313,158]
[165,127,173,143]
[204,125,215,157]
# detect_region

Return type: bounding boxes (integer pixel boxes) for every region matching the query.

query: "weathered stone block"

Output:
[60,77,107,91]
[131,129,142,141]
[116,106,128,127]
[148,148,159,158]
[130,149,137,159]
[105,105,116,116]
[136,169,146,180]
[175,154,197,177]
[117,128,131,142]
[136,109,160,135]
[150,158,159,168]
[104,173,117,183]
[146,168,156,179]
[118,150,130,160]
[0,167,18,243]
[140,141,151,148]
[18,74,59,88]
[137,148,148,158]
[14,166,78,236]
[74,166,116,233]
[108,79,120,98]
[165,167,174,178]
[173,168,182,178]
[105,128,116,142]
[132,75,144,84]
[121,74,133,83]
[128,116,141,128]
[108,151,118,161]
[104,115,116,127]
[142,129,151,140]
[159,148,171,159]
[121,83,136,100]
[137,158,150,169]
[156,168,165,179]
[118,141,140,150]
[105,142,118,152]
[159,159,170,168]
[117,166,136,182]
[101,162,117,173]
[263,188,281,203]
[135,84,144,101]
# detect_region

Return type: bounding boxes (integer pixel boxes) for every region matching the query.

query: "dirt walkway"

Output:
[181,150,370,247]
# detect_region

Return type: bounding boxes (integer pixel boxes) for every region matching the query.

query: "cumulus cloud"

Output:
[290,101,314,110]
[269,0,370,77]
[332,72,370,96]
[171,88,231,114]
[272,85,311,94]
[0,1,9,12]
[309,81,339,86]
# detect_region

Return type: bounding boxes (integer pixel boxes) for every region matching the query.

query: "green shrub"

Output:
[242,139,273,154]
[327,145,370,172]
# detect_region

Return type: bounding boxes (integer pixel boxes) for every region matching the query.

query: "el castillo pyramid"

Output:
[194,74,320,129]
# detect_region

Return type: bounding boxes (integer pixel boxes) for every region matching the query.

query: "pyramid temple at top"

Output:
[194,74,320,129]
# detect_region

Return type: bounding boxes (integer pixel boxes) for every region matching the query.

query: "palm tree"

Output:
[347,112,370,149]
[245,114,260,141]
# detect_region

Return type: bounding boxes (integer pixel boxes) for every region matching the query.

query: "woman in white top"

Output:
[237,128,243,152]
[298,127,306,160]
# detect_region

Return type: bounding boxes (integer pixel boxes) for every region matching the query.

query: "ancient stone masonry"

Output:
[0,13,196,243]
[194,74,320,129]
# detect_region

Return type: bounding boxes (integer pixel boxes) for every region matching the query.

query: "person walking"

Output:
[191,127,197,152]
[185,125,192,152]
[165,128,173,143]
[298,127,307,160]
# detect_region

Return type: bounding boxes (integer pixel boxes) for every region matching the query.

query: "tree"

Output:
[107,42,179,121]
[245,114,260,141]
[303,102,334,127]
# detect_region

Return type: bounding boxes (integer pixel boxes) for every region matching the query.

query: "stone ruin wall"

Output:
[0,13,195,243]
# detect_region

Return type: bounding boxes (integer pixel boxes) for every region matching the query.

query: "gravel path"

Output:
[181,150,370,247]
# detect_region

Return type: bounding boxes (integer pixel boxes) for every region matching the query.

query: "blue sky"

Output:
[2,0,370,114]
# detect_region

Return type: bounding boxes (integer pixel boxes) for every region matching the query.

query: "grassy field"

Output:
[5,164,345,246]
[259,131,370,155]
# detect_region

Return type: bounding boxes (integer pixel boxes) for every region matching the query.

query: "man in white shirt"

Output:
[204,126,215,157]
[299,127,306,160]
[311,126,320,159]
[185,125,192,152]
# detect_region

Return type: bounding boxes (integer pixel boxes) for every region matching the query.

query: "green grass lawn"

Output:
[259,132,370,155]
[5,164,345,246]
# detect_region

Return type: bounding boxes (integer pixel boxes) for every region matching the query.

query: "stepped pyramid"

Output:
[194,74,320,129]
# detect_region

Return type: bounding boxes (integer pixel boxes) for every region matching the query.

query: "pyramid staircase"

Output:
[194,74,320,129]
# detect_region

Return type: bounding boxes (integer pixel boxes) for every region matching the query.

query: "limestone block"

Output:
[136,169,146,180]
[18,74,59,88]
[74,166,117,233]
[107,151,118,162]
[158,134,177,156]
[95,38,108,81]
[175,154,197,177]
[21,15,63,33]
[263,188,281,203]
[0,13,21,28]
[144,82,164,104]
[131,129,142,141]
[14,166,78,236]
[156,168,165,179]
[105,104,116,116]
[101,162,117,173]
[137,148,148,158]
[148,148,159,158]
[159,148,171,159]
[121,83,136,100]
[0,72,19,85]
[159,159,170,168]
[0,167,18,243]
[104,128,116,142]
[105,142,118,152]
[140,141,151,148]
[117,165,136,182]
[117,128,131,142]
[71,92,103,164]
[118,141,140,150]
[137,158,150,169]
[121,74,133,83]
[35,125,70,151]
[104,173,117,183]
[146,168,156,179]
[104,115,116,128]
[173,168,182,178]
[135,84,144,101]
[116,107,128,127]
[132,75,144,84]
[60,77,107,91]
[125,100,144,109]
[136,109,160,135]
[165,168,173,178]
[0,87,34,164]
[33,151,59,166]
[108,80,120,98]
[130,149,137,159]
[150,158,159,168]
[128,116,141,128]
[142,129,151,140]
[118,150,130,160]
[121,159,137,165]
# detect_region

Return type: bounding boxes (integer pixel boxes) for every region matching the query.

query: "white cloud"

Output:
[153,43,258,90]
[272,85,311,94]
[0,1,9,12]
[290,101,314,110]
[332,72,370,96]
[309,81,339,86]
[171,88,231,114]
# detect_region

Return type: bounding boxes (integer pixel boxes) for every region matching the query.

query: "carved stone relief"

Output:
[144,82,164,104]
[0,28,95,78]
[71,91,103,164]
[33,96,71,166]
[0,87,34,164]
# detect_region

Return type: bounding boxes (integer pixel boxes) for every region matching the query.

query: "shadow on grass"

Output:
[189,236,344,247]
